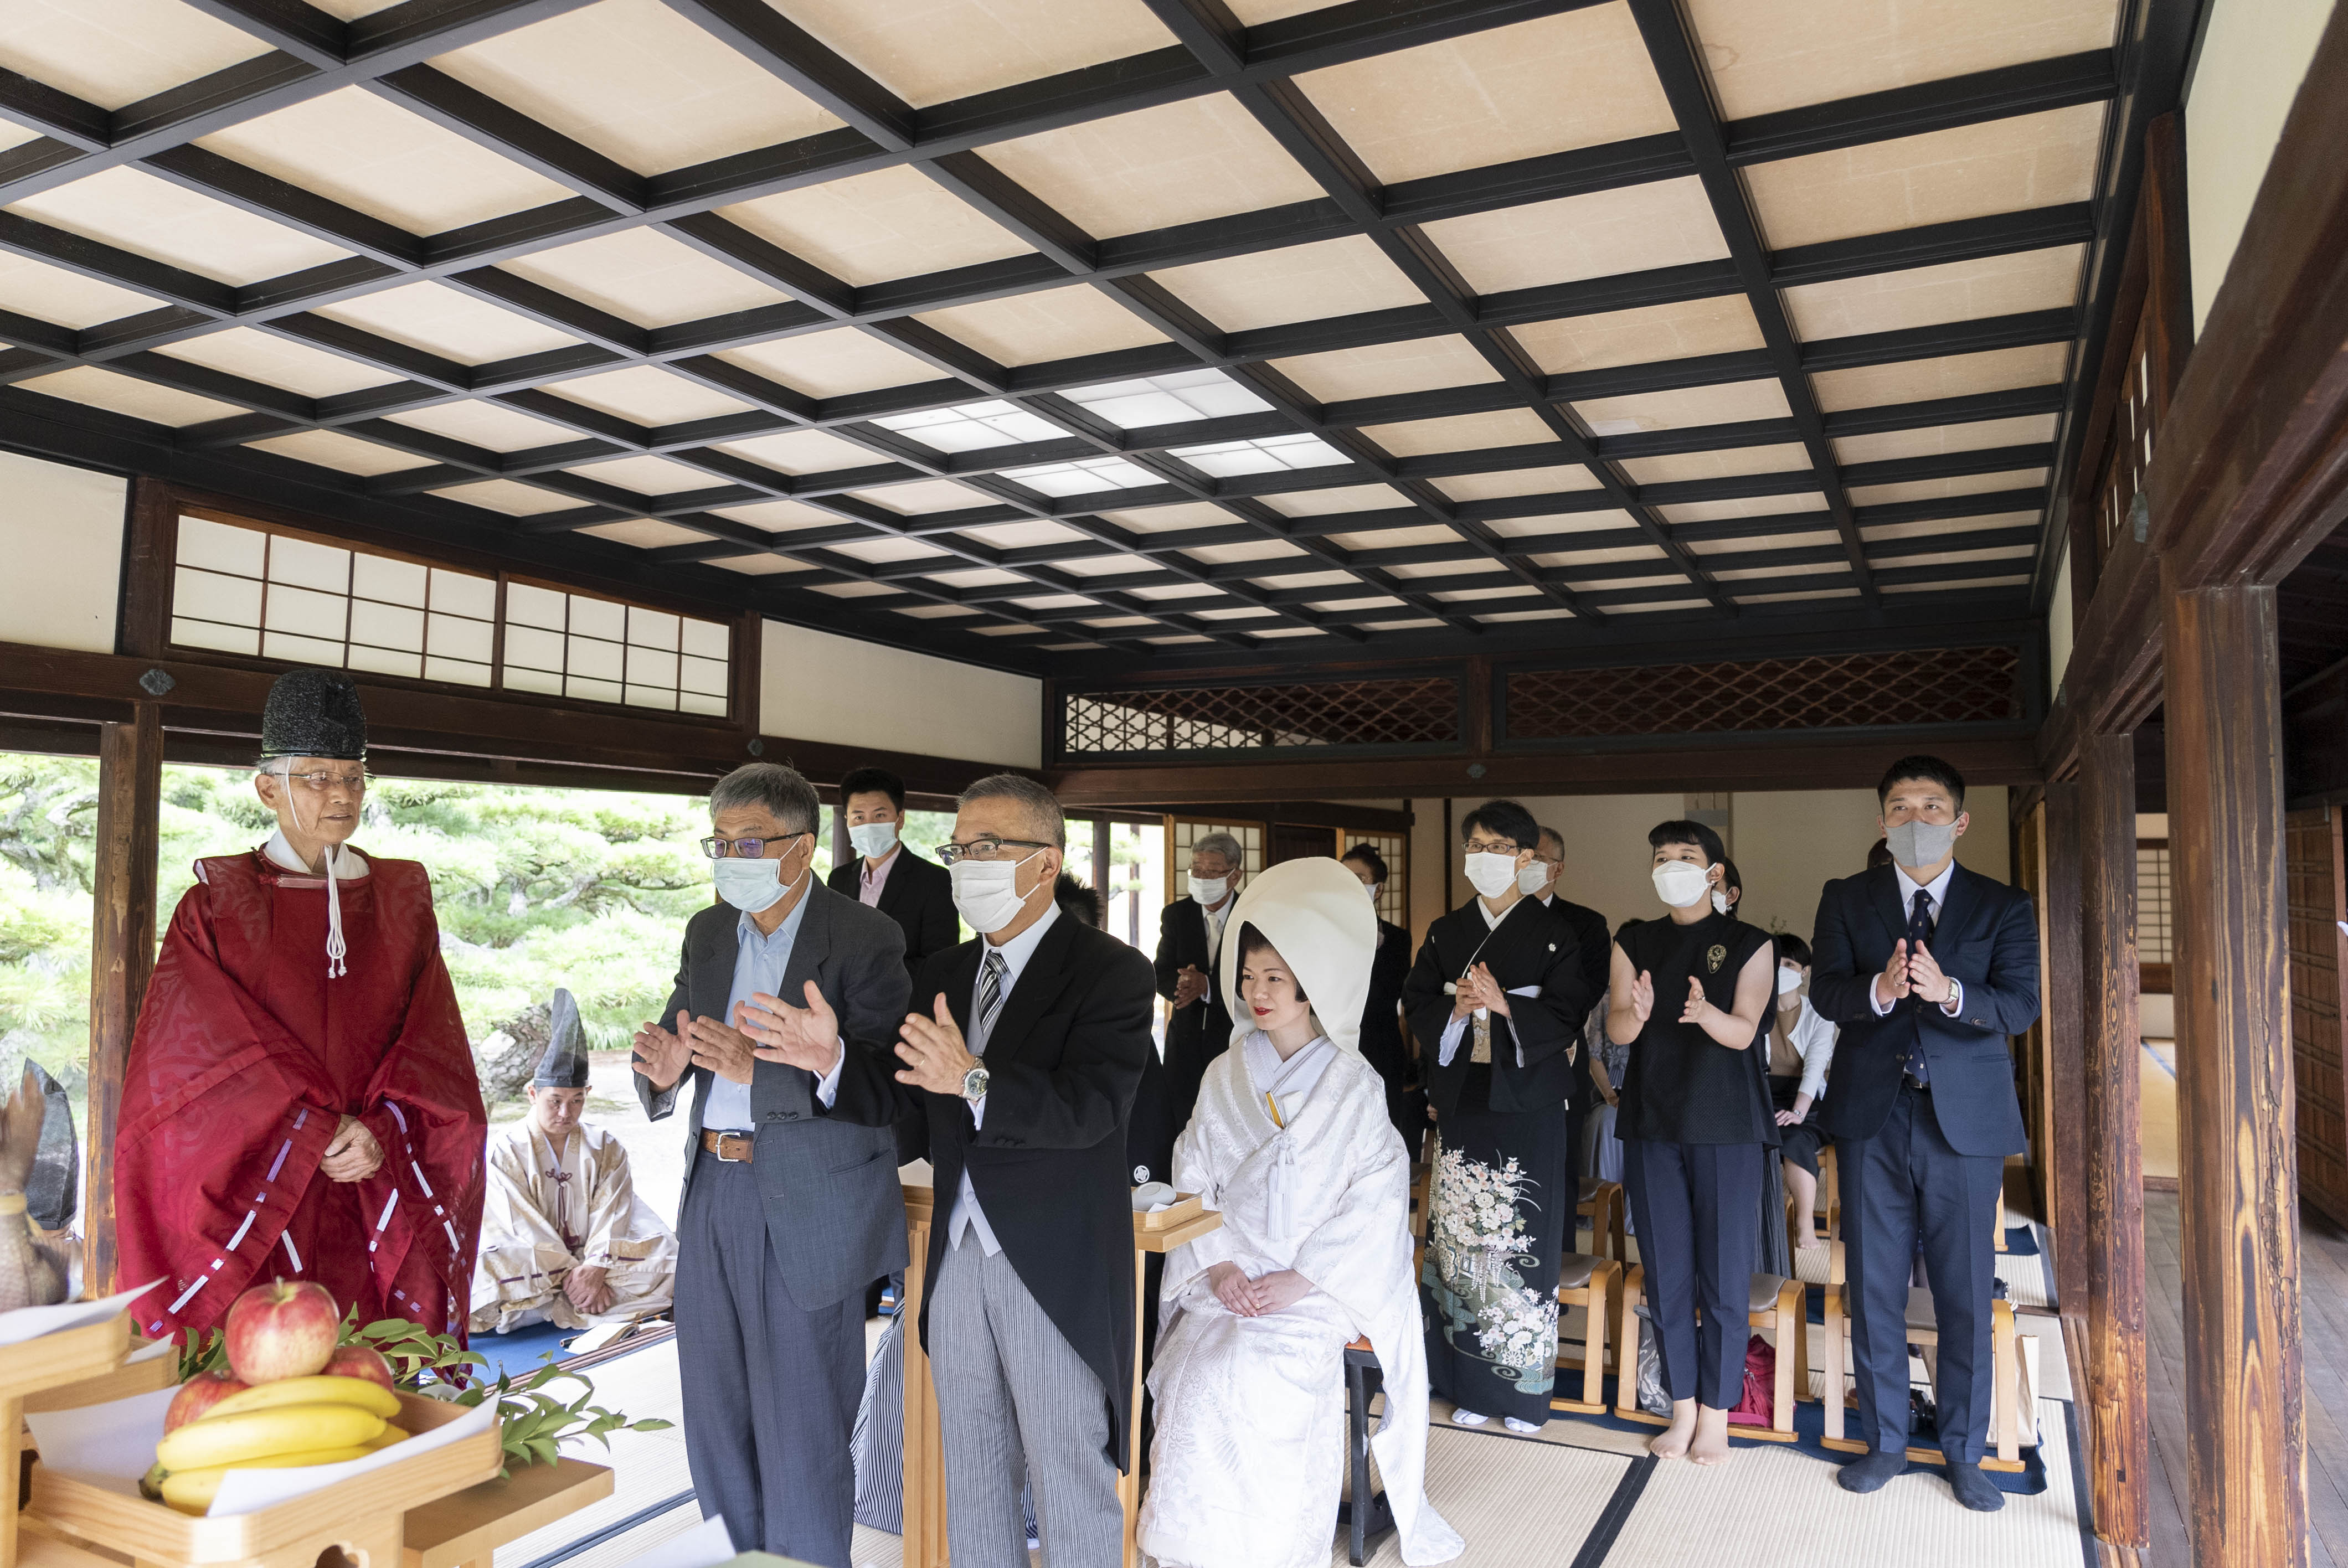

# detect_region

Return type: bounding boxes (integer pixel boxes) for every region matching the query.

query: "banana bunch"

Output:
[142,1376,409,1516]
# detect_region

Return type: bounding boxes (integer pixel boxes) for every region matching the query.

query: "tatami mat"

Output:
[509,1299,2086,1568]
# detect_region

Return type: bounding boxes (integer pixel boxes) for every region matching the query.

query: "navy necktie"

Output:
[1904,889,1932,1085]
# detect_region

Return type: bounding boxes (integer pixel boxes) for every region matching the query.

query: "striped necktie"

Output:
[975,949,1008,1051]
[1904,889,1932,1086]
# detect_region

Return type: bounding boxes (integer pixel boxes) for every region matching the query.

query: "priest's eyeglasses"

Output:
[277,770,369,793]
[699,831,810,859]
[936,836,1052,865]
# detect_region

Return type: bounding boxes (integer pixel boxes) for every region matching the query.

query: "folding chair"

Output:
[1611,1264,1804,1439]
[1817,1241,2030,1470]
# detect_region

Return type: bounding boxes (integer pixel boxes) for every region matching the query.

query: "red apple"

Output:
[223,1279,340,1384]
[163,1370,249,1433]
[323,1344,395,1391]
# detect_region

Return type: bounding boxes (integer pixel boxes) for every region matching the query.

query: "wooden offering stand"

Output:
[401,1453,614,1568]
[0,1312,151,1568]
[896,1165,1223,1568]
[30,1389,502,1568]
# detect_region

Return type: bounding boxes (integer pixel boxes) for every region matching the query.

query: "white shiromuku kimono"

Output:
[1140,857,1463,1568]
[468,1120,677,1333]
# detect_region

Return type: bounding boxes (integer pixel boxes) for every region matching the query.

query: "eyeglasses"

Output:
[700,832,810,859]
[276,770,369,793]
[1461,837,1521,855]
[936,836,1052,866]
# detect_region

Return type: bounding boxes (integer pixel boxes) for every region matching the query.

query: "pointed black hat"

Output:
[260,668,367,760]
[532,989,590,1089]
[24,1062,76,1234]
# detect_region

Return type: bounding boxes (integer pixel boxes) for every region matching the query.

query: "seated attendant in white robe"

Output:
[1140,858,1463,1568]
[471,991,677,1333]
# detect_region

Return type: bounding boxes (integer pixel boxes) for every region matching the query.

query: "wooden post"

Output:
[2079,731,2147,1548]
[2041,780,2089,1311]
[83,702,162,1297]
[2164,581,2308,1568]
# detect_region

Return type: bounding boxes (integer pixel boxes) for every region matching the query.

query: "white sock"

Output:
[1503,1416,1542,1434]
[1450,1408,1489,1426]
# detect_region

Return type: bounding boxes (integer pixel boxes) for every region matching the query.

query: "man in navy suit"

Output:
[1808,755,2040,1512]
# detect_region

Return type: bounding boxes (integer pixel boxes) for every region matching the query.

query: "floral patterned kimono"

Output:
[1420,1089,1569,1422]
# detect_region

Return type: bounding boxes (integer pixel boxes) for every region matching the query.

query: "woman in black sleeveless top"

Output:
[1608,819,1777,1464]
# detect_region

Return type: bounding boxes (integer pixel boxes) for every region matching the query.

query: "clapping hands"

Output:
[738,981,843,1075]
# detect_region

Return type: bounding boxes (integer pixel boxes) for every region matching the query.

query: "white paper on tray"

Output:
[28,1385,498,1518]
[26,1386,179,1484]
[210,1397,497,1515]
[0,1281,163,1348]
[616,1513,734,1568]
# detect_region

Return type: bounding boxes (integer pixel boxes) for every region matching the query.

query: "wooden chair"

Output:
[1576,1177,1626,1262]
[1817,1241,2030,1471]
[1611,1265,1804,1440]
[1815,1144,1843,1241]
[1549,1249,1622,1416]
[1339,1339,1396,1566]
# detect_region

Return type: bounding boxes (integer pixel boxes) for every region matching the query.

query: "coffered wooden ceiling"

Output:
[0,0,2148,674]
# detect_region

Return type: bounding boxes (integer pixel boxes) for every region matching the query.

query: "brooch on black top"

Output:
[1706,943,1727,973]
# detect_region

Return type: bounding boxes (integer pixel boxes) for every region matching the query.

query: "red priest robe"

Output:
[116,845,487,1342]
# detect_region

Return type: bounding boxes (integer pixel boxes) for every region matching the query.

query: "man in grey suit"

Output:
[631,762,910,1568]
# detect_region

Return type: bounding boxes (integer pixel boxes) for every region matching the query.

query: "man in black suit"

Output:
[825,766,958,977]
[1531,823,1610,1169]
[1809,755,2040,1512]
[1139,831,1242,1183]
[744,773,1152,1568]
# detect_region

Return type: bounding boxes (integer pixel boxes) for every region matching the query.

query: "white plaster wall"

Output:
[759,618,1042,768]
[2048,548,2074,699]
[0,452,127,653]
[2185,0,2339,332]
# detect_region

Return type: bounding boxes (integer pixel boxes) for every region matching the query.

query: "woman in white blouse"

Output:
[1767,932,1837,1259]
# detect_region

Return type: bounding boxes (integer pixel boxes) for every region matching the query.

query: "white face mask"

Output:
[1652,861,1711,909]
[1366,880,1384,902]
[714,854,797,914]
[1188,874,1229,906]
[1464,852,1519,900]
[951,850,1042,936]
[1777,964,1805,995]
[848,820,898,859]
[1517,860,1552,896]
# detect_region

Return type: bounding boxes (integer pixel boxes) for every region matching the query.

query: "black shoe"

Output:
[1945,1460,2005,1512]
[1837,1450,1906,1493]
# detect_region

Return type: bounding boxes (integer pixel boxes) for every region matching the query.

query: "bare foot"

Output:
[1687,1405,1734,1466]
[1649,1399,1697,1458]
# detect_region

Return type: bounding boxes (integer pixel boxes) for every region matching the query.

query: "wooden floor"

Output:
[2143,1190,2348,1566]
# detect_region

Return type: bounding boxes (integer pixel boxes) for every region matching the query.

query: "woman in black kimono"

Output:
[1404,800,1593,1433]
[1608,819,1777,1465]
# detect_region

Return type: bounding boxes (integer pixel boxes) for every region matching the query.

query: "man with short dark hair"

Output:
[826,766,957,977]
[1808,755,2040,1512]
[743,772,1153,1567]
[630,761,912,1567]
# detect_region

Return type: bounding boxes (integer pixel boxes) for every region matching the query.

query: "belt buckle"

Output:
[713,1133,745,1163]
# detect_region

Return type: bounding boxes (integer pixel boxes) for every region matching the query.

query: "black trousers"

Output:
[1620,1138,1763,1409]
[1838,1083,2005,1462]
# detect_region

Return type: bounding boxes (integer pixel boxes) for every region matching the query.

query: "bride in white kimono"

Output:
[1140,858,1463,1568]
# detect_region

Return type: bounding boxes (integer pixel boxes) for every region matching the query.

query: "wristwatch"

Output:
[961,1064,990,1102]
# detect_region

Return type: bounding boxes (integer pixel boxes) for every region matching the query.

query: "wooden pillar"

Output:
[2042,780,2089,1310]
[2165,581,2308,1568]
[2080,731,2148,1548]
[84,703,163,1296]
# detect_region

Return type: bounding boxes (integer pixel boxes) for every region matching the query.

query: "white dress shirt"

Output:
[948,901,1063,1254]
[1872,860,1965,1018]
